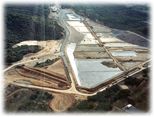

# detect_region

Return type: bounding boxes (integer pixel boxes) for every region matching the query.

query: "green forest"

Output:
[5,5,64,65]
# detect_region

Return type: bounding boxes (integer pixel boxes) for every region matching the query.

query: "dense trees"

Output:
[5,45,41,65]
[5,88,53,112]
[5,5,64,65]
[70,85,120,111]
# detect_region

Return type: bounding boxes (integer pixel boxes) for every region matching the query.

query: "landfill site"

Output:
[4,5,151,112]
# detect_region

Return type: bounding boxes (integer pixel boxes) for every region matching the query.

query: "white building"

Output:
[49,4,61,12]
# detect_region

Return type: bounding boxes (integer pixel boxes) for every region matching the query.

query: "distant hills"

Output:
[63,4,149,38]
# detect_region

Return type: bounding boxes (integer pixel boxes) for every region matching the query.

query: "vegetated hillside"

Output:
[5,85,53,112]
[5,5,64,65]
[64,4,149,38]
[6,45,41,64]
[5,5,64,45]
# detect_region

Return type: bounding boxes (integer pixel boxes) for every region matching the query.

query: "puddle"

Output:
[66,13,81,21]
[111,51,137,57]
[105,43,137,47]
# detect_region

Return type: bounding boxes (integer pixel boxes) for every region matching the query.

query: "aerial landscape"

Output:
[4,3,150,112]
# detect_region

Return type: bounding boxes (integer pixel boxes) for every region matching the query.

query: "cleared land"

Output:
[49,93,75,112]
[4,6,150,112]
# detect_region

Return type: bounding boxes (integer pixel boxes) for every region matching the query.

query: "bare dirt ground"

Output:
[14,40,61,64]
[46,59,66,77]
[5,67,57,88]
[4,39,61,71]
[49,93,75,112]
[25,40,60,58]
